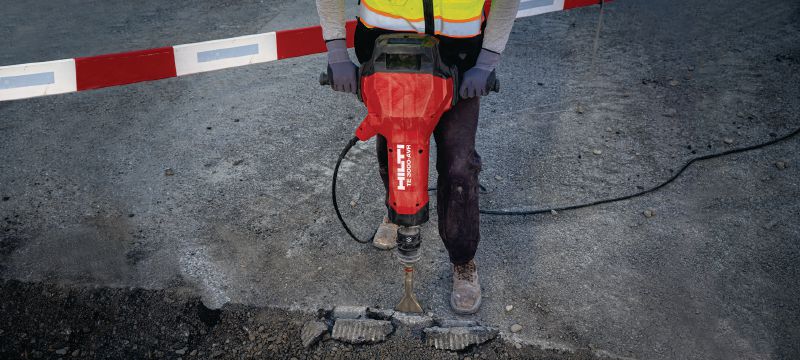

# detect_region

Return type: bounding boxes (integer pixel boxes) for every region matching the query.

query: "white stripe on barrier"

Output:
[517,0,565,18]
[173,32,278,76]
[0,59,77,101]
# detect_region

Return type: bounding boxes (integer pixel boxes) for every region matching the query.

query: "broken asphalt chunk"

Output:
[332,305,367,319]
[435,319,479,328]
[301,321,328,348]
[391,312,434,336]
[331,319,393,344]
[366,307,395,320]
[392,312,434,328]
[424,326,498,351]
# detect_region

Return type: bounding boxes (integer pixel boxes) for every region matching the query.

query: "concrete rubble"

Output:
[331,319,393,344]
[424,326,499,351]
[332,305,368,319]
[301,305,501,351]
[300,320,328,348]
[435,319,479,328]
[366,307,395,320]
[390,312,434,336]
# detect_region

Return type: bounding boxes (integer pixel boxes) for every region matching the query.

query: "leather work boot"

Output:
[372,216,398,250]
[451,259,482,314]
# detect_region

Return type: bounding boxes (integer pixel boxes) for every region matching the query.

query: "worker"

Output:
[316,0,520,314]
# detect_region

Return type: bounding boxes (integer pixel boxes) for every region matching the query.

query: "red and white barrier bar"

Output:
[0,0,603,102]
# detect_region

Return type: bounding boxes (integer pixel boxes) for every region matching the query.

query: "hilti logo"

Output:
[396,144,412,190]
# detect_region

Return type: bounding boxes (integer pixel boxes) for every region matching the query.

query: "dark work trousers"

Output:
[354,21,483,265]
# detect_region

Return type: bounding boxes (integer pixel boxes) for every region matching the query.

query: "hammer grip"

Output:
[319,66,332,86]
[320,66,363,102]
[487,70,500,93]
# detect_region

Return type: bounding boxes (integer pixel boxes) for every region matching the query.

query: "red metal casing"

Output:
[355,72,454,217]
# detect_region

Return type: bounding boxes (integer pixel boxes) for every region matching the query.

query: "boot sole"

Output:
[450,292,482,315]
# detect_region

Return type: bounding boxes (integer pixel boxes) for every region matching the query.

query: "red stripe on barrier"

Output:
[564,0,609,10]
[75,47,177,91]
[275,20,357,60]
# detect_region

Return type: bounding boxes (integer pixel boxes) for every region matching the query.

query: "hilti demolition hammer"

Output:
[321,33,498,313]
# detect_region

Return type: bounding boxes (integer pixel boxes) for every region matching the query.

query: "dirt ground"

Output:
[0,279,597,359]
[1,0,799,359]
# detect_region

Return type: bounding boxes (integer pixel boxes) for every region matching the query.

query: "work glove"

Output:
[325,39,359,94]
[459,49,501,99]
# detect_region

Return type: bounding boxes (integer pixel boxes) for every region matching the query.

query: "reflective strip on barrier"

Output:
[0,59,76,101]
[517,0,565,18]
[173,33,278,76]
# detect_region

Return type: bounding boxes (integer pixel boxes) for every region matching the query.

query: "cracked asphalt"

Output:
[1,0,799,359]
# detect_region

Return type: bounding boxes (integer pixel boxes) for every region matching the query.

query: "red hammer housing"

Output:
[357,35,458,227]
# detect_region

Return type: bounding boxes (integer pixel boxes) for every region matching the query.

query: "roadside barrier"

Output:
[0,0,604,102]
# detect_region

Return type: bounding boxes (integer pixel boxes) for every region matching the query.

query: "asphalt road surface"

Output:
[1,0,799,359]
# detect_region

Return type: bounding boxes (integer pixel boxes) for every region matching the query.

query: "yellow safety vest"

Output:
[359,0,486,38]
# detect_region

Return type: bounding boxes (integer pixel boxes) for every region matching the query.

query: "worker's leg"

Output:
[433,28,483,264]
[434,96,482,314]
[433,96,482,265]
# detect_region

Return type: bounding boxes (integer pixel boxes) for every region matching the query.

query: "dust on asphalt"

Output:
[0,280,598,359]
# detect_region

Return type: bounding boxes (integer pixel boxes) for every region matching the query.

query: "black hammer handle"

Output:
[487,70,500,93]
[320,67,363,102]
[319,72,329,86]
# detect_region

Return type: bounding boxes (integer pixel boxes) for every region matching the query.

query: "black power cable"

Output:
[480,127,799,215]
[332,127,799,243]
[332,136,373,243]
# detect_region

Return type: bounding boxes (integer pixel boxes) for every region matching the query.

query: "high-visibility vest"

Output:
[359,0,486,38]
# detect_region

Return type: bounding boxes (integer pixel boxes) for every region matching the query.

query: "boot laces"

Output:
[455,261,476,282]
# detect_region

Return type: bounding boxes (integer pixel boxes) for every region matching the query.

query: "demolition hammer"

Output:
[321,34,498,313]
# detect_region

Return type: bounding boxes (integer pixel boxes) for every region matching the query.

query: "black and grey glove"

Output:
[459,49,501,99]
[325,39,358,94]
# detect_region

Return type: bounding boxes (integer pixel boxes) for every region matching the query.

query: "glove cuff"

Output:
[474,49,501,71]
[326,39,351,64]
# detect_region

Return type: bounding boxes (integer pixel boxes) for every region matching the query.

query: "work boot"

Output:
[451,259,482,314]
[372,216,398,250]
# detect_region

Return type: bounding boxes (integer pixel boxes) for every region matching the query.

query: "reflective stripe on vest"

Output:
[359,0,485,38]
